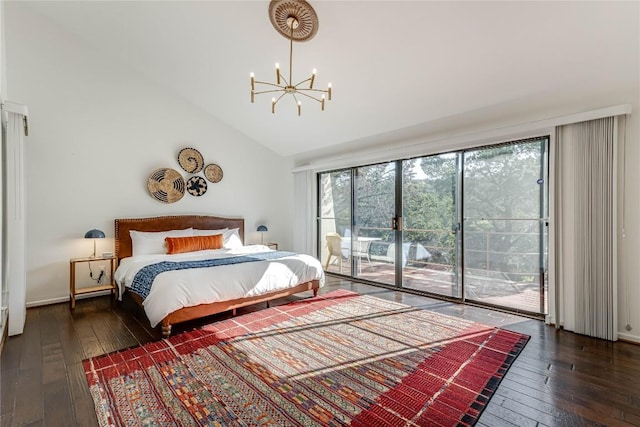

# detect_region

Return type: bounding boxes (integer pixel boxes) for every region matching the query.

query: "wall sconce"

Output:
[257,225,268,244]
[84,229,105,258]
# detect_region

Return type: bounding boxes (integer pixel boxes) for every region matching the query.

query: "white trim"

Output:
[292,104,632,173]
[617,332,640,344]
[26,290,112,308]
[6,110,27,336]
[613,116,619,341]
[1,101,28,116]
[547,130,557,327]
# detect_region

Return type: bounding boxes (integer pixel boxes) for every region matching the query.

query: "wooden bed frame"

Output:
[115,215,320,337]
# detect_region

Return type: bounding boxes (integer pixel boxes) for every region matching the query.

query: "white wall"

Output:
[0,0,5,97]
[5,4,294,305]
[617,113,640,343]
[0,0,6,335]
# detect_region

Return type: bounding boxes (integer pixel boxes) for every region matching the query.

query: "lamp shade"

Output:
[257,225,268,232]
[84,229,105,239]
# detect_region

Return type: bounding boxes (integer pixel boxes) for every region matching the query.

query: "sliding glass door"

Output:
[318,170,352,276]
[317,136,548,316]
[402,154,461,297]
[463,139,548,313]
[353,162,397,285]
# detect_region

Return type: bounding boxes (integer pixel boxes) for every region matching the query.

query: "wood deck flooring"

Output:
[1,275,639,426]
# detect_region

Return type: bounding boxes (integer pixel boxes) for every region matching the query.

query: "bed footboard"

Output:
[159,280,320,338]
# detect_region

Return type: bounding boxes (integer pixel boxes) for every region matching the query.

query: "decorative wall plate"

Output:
[204,163,223,183]
[186,176,208,197]
[178,147,204,174]
[147,168,185,203]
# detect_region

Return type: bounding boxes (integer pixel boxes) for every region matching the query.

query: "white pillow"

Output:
[130,228,193,256]
[129,228,193,239]
[222,228,244,249]
[192,228,228,236]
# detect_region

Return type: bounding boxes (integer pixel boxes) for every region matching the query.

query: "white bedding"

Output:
[114,244,325,327]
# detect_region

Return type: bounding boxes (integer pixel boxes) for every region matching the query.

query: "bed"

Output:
[114,215,324,337]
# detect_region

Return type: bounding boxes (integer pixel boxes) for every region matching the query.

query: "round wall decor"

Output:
[178,147,204,174]
[186,176,208,197]
[204,163,223,183]
[147,168,185,203]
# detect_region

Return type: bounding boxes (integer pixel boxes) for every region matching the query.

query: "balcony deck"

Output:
[324,258,546,314]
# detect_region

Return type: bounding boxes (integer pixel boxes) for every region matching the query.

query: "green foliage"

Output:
[319,139,547,280]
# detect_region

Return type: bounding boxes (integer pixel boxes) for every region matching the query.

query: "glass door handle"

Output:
[391,216,403,231]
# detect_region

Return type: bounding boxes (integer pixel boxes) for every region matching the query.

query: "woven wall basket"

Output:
[186,176,208,197]
[178,147,204,174]
[204,164,223,183]
[147,168,186,203]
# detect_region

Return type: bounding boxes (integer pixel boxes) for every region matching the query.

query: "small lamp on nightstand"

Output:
[257,225,268,244]
[84,229,105,258]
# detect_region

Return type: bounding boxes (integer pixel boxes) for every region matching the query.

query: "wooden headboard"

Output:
[115,215,245,259]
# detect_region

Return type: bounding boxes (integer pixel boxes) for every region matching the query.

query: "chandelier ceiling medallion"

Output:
[250,0,331,116]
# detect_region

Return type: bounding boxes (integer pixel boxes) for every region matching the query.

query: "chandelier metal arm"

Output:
[295,90,324,103]
[273,92,287,105]
[301,88,330,94]
[293,77,313,88]
[253,81,285,89]
[296,90,326,111]
[253,89,286,95]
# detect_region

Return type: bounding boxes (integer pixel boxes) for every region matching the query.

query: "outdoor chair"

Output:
[324,232,344,273]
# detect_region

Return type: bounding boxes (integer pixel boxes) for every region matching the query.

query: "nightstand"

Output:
[266,242,278,250]
[69,256,117,310]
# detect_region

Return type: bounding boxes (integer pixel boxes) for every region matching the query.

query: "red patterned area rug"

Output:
[84,290,529,426]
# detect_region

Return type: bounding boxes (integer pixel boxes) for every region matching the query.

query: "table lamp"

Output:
[84,229,105,258]
[257,225,268,244]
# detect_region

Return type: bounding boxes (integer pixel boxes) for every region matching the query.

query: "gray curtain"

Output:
[555,116,617,340]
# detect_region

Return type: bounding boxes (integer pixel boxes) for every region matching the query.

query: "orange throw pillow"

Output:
[165,234,223,254]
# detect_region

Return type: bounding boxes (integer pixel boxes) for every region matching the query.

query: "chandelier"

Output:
[250,0,331,116]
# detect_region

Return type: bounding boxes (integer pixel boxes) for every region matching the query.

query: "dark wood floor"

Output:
[2,276,639,426]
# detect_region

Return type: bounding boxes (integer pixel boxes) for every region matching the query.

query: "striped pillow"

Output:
[165,234,223,254]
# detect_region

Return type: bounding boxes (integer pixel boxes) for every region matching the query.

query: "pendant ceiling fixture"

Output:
[250,0,332,116]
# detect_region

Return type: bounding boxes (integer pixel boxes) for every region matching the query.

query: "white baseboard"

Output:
[26,290,112,308]
[617,331,640,344]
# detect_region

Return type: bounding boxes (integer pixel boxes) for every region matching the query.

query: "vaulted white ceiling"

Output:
[19,1,639,158]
